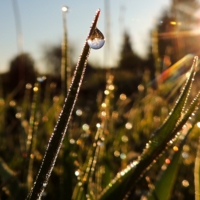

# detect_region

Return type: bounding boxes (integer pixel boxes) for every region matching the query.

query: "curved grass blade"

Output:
[61,6,69,96]
[0,157,20,198]
[147,129,191,200]
[25,82,40,189]
[72,124,104,200]
[99,56,199,200]
[148,90,200,200]
[195,137,200,200]
[59,141,76,200]
[72,74,115,200]
[123,91,200,200]
[26,9,101,200]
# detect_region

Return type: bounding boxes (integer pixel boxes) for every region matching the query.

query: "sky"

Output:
[0,0,171,73]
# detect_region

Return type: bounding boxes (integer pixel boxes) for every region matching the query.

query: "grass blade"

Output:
[61,6,69,96]
[147,130,190,200]
[148,90,200,200]
[195,137,200,200]
[26,9,101,200]
[99,56,199,200]
[25,82,40,189]
[0,157,20,198]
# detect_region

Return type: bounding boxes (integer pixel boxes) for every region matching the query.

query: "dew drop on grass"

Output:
[26,83,32,89]
[76,109,82,116]
[182,179,189,187]
[114,151,120,157]
[120,153,126,159]
[125,122,132,130]
[62,6,68,12]
[75,170,80,176]
[82,123,89,131]
[97,140,104,146]
[121,135,129,142]
[87,28,105,49]
[43,183,47,188]
[37,76,46,83]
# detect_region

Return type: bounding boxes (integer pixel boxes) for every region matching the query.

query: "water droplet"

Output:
[43,183,47,188]
[96,123,101,128]
[197,122,200,128]
[26,83,32,89]
[125,122,132,130]
[82,123,89,131]
[75,170,80,176]
[182,152,189,159]
[161,164,167,170]
[78,182,82,186]
[104,90,109,95]
[173,146,179,151]
[15,112,22,119]
[37,76,46,82]
[138,84,144,91]
[108,84,115,90]
[76,139,82,145]
[120,171,125,176]
[87,28,105,49]
[182,179,189,187]
[97,140,104,146]
[120,153,126,159]
[9,100,16,107]
[93,142,97,147]
[76,109,82,116]
[101,111,106,117]
[119,93,127,100]
[114,150,120,157]
[69,138,75,144]
[62,6,69,12]
[33,86,39,92]
[101,103,107,108]
[165,158,171,164]
[121,135,129,142]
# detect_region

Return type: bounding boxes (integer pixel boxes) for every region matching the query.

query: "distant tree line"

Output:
[1,0,200,101]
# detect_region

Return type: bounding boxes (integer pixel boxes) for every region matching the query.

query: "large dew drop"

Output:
[87,28,105,49]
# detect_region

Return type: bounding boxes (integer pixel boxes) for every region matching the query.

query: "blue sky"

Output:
[0,0,171,73]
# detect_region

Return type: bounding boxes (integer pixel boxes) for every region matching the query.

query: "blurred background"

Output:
[1,0,200,199]
[1,0,200,96]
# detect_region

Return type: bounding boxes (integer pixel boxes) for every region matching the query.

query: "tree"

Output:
[42,43,75,76]
[8,53,36,98]
[118,31,143,75]
[113,31,144,96]
[171,0,199,30]
[155,0,200,71]
[43,44,62,76]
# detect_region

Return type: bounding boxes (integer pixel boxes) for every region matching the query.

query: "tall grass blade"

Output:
[148,90,200,200]
[147,130,191,200]
[72,125,104,200]
[25,82,40,189]
[195,136,200,200]
[0,157,19,198]
[26,9,101,200]
[72,74,115,200]
[61,6,69,97]
[99,56,199,200]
